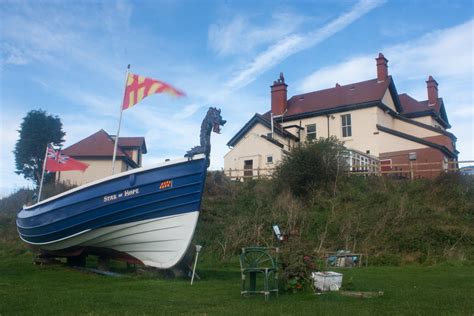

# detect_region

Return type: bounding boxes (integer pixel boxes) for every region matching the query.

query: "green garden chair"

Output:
[239,247,279,301]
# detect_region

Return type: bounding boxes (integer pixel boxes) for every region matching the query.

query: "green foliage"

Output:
[197,172,474,267]
[0,184,74,248]
[274,137,347,196]
[14,109,65,186]
[279,239,317,292]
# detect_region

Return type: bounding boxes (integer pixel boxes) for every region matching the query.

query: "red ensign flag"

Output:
[45,145,89,172]
[122,73,185,110]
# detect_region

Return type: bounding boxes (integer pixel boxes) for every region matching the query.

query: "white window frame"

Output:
[306,123,317,141]
[266,155,273,164]
[341,114,352,138]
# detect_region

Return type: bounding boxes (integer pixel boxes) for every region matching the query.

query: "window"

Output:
[266,155,273,164]
[306,124,316,141]
[341,114,352,137]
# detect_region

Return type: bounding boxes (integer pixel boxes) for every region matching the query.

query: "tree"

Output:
[14,109,65,186]
[274,137,348,197]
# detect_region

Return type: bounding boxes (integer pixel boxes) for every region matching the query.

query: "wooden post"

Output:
[410,161,414,180]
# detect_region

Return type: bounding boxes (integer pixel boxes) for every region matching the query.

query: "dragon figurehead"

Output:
[185,107,226,164]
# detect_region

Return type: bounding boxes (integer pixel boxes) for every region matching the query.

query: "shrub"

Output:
[274,137,347,197]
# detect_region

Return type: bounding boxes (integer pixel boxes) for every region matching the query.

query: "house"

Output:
[58,129,147,186]
[224,53,457,179]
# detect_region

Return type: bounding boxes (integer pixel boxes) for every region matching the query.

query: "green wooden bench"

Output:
[239,247,279,301]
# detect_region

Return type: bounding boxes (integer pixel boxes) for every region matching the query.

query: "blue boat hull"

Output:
[17,155,208,268]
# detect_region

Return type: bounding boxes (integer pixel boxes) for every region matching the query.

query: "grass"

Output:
[1,175,473,315]
[1,249,473,315]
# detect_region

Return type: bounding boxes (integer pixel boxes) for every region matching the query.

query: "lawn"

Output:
[1,249,473,315]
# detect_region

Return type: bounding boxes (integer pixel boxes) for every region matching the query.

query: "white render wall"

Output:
[224,125,286,179]
[281,107,381,155]
[412,116,445,129]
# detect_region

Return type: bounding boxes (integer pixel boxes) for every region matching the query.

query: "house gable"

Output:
[224,129,287,178]
[227,113,297,147]
[399,93,450,129]
[381,80,403,113]
[61,129,145,168]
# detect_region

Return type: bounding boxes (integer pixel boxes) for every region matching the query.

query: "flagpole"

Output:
[37,143,50,202]
[112,64,131,174]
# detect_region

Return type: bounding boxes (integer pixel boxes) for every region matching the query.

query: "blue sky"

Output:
[1,0,473,196]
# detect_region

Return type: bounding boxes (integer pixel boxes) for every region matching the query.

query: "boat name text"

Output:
[103,188,140,203]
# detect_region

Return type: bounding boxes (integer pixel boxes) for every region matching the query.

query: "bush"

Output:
[274,137,347,197]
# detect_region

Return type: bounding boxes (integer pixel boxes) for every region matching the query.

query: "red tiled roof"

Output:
[62,130,143,157]
[399,93,441,114]
[285,77,392,117]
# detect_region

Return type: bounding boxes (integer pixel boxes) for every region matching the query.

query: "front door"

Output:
[244,160,253,179]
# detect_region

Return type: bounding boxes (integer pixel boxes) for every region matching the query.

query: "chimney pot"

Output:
[375,53,389,82]
[426,75,439,106]
[271,73,288,115]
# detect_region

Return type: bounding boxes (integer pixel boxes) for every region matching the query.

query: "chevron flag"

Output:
[122,73,185,110]
[45,144,89,172]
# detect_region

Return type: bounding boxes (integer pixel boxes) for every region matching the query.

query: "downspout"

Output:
[326,114,330,138]
[298,120,302,145]
[271,112,274,138]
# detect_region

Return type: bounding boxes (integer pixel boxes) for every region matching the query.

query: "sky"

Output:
[0,0,473,196]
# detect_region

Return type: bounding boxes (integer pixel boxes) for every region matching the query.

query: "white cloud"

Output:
[225,0,385,90]
[298,56,374,92]
[172,103,203,120]
[0,2,128,80]
[1,43,28,65]
[208,12,307,57]
[298,19,473,97]
[387,20,474,81]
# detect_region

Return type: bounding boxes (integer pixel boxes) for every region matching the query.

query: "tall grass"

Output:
[1,172,472,265]
[197,172,474,265]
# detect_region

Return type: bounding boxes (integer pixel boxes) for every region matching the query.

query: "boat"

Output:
[16,107,225,269]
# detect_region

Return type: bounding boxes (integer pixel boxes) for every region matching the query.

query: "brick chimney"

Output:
[375,53,388,82]
[426,75,439,106]
[271,72,287,116]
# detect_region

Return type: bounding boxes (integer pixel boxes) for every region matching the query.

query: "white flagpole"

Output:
[37,143,50,202]
[112,65,131,174]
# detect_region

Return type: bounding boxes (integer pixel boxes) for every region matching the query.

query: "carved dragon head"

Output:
[208,107,226,134]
